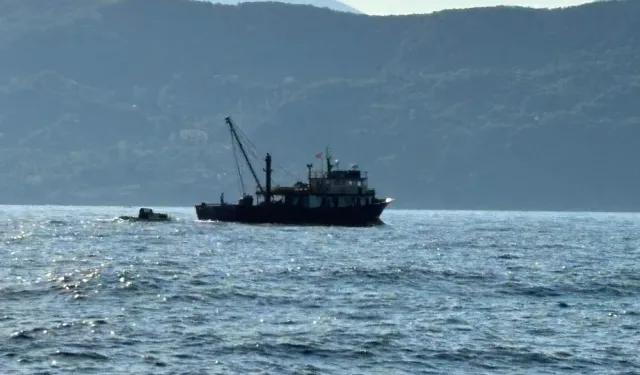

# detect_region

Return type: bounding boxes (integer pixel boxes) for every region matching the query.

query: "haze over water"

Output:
[1,205,638,374]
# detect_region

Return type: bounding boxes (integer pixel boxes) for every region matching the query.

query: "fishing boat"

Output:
[195,117,393,226]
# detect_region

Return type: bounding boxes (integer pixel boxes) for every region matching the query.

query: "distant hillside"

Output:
[205,0,362,13]
[0,0,639,211]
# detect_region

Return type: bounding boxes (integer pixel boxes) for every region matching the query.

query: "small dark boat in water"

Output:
[119,208,172,222]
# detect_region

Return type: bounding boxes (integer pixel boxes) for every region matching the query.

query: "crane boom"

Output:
[225,117,265,196]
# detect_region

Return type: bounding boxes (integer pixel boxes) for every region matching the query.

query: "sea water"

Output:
[1,206,638,374]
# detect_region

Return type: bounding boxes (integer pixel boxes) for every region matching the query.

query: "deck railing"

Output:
[309,171,369,179]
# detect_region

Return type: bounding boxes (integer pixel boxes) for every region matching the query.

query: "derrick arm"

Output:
[225,117,265,195]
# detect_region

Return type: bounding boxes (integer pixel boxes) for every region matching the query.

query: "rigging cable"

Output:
[233,124,301,185]
[230,127,246,195]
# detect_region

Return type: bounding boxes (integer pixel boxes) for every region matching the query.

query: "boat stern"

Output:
[195,202,243,222]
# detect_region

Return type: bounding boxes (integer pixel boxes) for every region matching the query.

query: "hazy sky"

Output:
[344,0,591,15]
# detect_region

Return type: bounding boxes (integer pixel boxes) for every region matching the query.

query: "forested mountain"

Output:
[0,0,639,210]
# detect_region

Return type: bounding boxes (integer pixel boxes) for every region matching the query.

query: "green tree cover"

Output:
[0,0,639,210]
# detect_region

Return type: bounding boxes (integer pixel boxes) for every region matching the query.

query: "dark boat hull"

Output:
[118,215,172,222]
[195,202,389,227]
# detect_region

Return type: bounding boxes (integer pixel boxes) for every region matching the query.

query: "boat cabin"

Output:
[264,157,378,209]
[309,168,368,195]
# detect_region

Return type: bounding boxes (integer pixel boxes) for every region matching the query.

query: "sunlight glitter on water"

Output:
[0,206,639,374]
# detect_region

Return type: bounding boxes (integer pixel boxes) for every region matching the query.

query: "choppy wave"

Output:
[1,206,639,374]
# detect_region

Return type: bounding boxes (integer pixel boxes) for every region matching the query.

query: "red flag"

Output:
[315,152,323,159]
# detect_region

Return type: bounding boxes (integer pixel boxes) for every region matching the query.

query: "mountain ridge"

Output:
[203,0,362,13]
[0,0,639,210]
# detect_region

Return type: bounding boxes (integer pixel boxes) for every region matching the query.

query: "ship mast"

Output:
[325,146,333,174]
[265,153,272,204]
[225,117,265,197]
